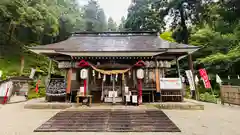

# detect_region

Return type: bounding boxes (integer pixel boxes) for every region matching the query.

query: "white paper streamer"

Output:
[115,74,118,81]
[103,74,106,82]
[98,72,101,79]
[92,70,95,76]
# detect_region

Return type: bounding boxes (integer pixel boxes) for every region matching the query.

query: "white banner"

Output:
[29,68,36,79]
[160,78,182,90]
[0,81,13,97]
[185,70,196,91]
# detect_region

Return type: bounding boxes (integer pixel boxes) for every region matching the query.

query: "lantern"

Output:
[137,69,144,79]
[80,69,88,79]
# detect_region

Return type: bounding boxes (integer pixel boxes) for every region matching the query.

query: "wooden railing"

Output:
[221,85,240,105]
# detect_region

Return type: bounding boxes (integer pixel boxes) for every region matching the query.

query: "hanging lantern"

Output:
[80,69,88,79]
[137,69,144,79]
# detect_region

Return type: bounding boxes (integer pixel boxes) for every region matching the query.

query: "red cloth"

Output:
[138,79,142,104]
[83,79,87,96]
[199,69,211,89]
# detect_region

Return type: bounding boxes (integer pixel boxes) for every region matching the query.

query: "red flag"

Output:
[2,88,9,104]
[199,69,211,89]
[35,80,40,93]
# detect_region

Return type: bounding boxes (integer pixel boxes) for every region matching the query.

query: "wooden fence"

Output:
[221,85,240,105]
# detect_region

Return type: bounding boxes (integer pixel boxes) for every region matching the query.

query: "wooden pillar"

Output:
[176,58,181,78]
[66,68,72,94]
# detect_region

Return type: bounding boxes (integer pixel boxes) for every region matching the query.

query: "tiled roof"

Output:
[30,32,198,52]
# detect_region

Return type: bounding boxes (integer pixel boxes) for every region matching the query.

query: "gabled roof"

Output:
[29,32,199,57]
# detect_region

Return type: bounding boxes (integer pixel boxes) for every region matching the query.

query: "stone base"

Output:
[24,98,204,110]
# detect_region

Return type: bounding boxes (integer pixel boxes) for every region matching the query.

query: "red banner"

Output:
[199,69,211,89]
[35,80,41,93]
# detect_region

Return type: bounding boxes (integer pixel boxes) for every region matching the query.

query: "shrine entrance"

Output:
[102,74,123,103]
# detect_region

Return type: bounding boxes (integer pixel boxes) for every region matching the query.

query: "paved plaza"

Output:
[0,100,240,135]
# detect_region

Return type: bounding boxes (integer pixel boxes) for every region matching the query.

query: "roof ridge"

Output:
[72,31,159,36]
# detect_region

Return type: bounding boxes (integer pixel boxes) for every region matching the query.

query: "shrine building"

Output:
[29,31,199,104]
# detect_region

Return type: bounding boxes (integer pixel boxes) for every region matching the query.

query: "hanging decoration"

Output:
[110,74,113,82]
[98,72,101,79]
[80,69,88,79]
[137,69,144,79]
[137,68,144,104]
[103,74,106,82]
[80,69,88,96]
[77,60,145,75]
[115,74,118,81]
[92,70,95,76]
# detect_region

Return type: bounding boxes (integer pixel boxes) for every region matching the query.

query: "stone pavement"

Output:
[0,101,240,135]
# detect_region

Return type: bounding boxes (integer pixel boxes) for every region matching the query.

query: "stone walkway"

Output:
[0,101,240,135]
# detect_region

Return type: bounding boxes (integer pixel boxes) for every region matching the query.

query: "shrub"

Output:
[199,92,217,103]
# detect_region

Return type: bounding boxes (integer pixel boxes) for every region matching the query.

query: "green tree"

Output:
[125,0,164,32]
[0,0,85,76]
[96,8,107,31]
[107,17,117,31]
[118,16,126,31]
[83,0,107,32]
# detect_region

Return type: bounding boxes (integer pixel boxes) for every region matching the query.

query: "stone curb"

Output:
[24,103,73,109]
[155,104,204,110]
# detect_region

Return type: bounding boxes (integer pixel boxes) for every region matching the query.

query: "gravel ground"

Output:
[0,101,240,135]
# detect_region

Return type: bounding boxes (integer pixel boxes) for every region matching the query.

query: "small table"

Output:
[76,95,92,106]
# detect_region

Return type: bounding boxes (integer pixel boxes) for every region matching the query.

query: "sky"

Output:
[78,0,131,24]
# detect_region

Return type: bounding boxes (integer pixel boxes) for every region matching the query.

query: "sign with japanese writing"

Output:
[185,70,196,91]
[160,78,182,90]
[199,68,211,89]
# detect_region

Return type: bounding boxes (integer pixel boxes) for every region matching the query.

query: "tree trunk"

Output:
[179,4,199,100]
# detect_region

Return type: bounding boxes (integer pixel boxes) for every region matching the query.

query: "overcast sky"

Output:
[78,0,131,24]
